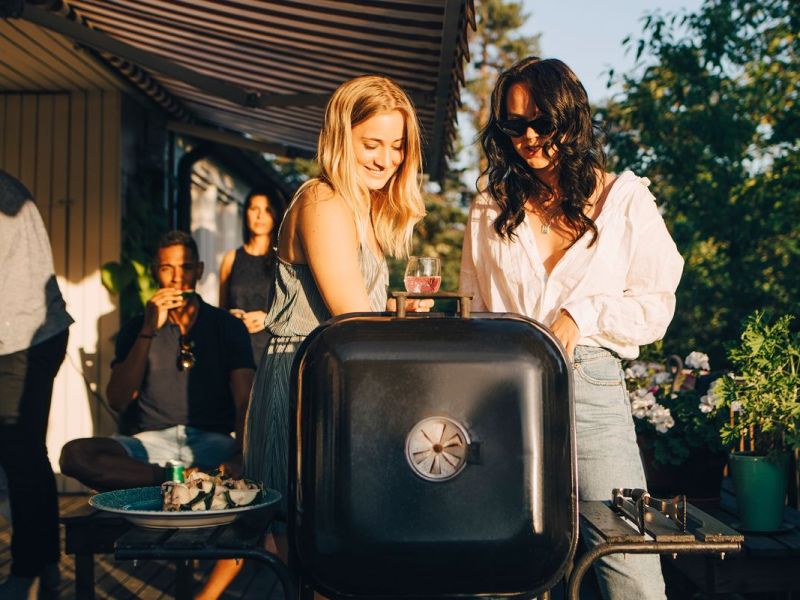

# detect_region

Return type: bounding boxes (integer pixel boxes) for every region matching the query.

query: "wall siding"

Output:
[0,92,121,492]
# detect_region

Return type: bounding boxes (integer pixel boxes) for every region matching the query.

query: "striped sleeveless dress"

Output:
[242,246,388,521]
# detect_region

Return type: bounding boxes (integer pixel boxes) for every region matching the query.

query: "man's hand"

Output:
[144,288,185,332]
[550,309,580,360]
[219,454,243,479]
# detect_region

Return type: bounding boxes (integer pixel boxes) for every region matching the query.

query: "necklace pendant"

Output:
[541,223,550,234]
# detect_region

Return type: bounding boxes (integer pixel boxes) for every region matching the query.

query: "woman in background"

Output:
[219,188,278,363]
[460,56,684,599]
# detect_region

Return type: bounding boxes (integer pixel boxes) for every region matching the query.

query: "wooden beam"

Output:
[428,0,464,180]
[167,120,314,159]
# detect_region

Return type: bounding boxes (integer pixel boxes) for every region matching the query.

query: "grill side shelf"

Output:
[579,502,647,544]
[686,505,745,543]
[580,501,740,544]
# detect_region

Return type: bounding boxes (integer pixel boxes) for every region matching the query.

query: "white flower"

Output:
[731,401,743,413]
[698,396,715,413]
[648,404,675,433]
[655,418,675,433]
[653,371,673,385]
[625,362,648,379]
[630,391,657,419]
[698,378,724,413]
[685,351,710,371]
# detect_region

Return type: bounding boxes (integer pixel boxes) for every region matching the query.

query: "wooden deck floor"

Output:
[0,495,283,599]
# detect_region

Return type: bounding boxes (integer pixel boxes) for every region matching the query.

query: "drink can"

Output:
[165,460,185,483]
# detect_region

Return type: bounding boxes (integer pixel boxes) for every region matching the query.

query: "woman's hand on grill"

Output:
[386,298,435,312]
[550,309,579,360]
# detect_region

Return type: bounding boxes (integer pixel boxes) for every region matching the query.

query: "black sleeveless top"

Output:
[227,247,276,361]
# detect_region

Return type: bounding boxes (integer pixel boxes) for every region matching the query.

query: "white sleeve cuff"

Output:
[562,298,599,338]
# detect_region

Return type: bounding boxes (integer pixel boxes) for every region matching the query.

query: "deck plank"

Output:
[0,494,283,599]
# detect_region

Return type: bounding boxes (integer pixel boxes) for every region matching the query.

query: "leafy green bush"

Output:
[714,312,800,457]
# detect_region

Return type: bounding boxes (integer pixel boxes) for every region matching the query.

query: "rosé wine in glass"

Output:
[404,275,442,293]
[404,257,441,293]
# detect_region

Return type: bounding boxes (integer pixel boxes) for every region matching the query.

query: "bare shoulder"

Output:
[295,181,354,226]
[221,248,236,266]
[295,180,337,208]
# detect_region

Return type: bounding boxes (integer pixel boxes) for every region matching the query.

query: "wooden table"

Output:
[62,505,131,600]
[671,481,800,596]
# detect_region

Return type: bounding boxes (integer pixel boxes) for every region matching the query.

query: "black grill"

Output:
[289,306,578,598]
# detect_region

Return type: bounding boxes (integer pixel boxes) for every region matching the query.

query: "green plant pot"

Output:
[728,451,789,532]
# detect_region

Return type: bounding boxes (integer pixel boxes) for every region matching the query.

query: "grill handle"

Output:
[391,291,473,319]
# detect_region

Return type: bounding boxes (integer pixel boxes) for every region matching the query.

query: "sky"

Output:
[521,0,705,104]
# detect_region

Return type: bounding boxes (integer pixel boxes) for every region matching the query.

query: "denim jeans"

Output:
[573,346,666,600]
[113,425,236,470]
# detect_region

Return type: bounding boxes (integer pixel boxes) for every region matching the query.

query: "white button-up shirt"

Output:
[459,171,684,359]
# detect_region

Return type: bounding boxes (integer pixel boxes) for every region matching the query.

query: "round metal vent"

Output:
[405,417,470,482]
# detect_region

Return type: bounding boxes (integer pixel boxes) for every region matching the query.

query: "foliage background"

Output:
[601,0,800,365]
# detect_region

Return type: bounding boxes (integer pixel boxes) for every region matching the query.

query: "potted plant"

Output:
[625,351,731,502]
[712,311,800,532]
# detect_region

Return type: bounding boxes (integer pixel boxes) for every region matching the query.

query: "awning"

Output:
[14,0,474,179]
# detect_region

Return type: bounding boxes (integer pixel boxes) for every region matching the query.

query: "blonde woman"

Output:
[196,74,427,600]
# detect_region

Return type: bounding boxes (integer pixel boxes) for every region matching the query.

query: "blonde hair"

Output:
[295,74,425,258]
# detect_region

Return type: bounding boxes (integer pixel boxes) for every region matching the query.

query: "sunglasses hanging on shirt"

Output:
[496,115,556,138]
[177,335,196,371]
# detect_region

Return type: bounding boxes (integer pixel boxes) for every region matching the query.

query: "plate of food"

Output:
[89,469,281,529]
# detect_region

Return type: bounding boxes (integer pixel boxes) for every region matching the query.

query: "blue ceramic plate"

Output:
[89,486,281,529]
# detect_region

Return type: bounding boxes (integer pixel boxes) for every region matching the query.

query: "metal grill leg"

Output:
[175,559,193,600]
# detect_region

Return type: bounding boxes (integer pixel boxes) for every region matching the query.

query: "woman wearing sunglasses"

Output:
[460,57,684,599]
[196,74,428,600]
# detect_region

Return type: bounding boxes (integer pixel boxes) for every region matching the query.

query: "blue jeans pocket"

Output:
[574,357,622,386]
[573,351,632,431]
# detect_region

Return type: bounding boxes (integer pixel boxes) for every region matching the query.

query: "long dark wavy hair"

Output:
[480,57,606,244]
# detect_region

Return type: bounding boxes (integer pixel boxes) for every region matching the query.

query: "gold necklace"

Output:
[540,204,561,234]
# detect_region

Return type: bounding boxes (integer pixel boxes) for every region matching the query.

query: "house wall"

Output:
[0,91,121,492]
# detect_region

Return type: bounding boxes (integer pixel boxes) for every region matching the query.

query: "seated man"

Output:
[60,231,255,490]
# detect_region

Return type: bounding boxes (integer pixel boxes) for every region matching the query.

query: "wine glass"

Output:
[404,256,441,293]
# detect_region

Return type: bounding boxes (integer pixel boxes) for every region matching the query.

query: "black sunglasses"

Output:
[177,336,196,371]
[496,115,555,138]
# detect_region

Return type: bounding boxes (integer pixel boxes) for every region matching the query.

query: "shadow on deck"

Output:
[0,495,283,599]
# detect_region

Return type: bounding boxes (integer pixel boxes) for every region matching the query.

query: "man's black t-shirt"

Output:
[113,299,255,434]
